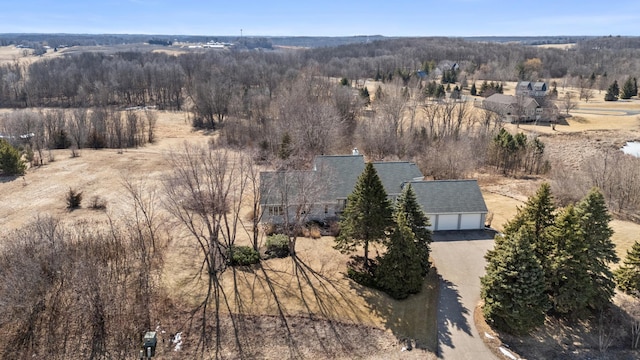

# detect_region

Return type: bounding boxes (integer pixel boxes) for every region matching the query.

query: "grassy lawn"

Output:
[163,235,439,352]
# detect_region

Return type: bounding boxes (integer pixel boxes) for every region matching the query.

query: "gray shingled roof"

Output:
[261,155,424,204]
[314,155,366,199]
[408,180,488,214]
[484,94,539,108]
[260,170,323,205]
[372,162,423,196]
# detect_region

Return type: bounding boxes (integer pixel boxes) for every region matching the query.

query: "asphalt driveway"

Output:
[431,230,499,360]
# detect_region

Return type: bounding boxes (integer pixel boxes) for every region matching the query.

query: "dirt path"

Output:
[431,231,498,360]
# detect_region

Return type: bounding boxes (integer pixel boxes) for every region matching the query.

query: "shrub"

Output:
[228,245,260,266]
[263,223,277,236]
[89,195,107,210]
[328,220,341,236]
[308,225,321,239]
[265,234,290,258]
[66,188,83,209]
[0,139,26,176]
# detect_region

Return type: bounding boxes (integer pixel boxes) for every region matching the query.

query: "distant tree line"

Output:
[0,108,156,166]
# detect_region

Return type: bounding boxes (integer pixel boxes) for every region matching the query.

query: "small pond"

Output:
[621,141,640,157]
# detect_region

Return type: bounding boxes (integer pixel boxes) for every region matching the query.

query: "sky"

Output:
[1,0,639,37]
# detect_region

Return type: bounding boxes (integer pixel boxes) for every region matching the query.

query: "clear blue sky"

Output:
[2,0,639,37]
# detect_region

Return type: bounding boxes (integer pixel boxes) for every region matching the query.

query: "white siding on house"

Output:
[460,214,482,230]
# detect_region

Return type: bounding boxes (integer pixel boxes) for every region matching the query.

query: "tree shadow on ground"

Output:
[350,268,439,353]
[0,174,21,183]
[210,254,383,359]
[437,276,471,355]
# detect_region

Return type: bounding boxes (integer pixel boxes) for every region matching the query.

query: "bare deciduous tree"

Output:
[163,143,253,356]
[562,91,578,115]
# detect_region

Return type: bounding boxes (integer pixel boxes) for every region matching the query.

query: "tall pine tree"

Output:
[503,182,556,274]
[621,77,636,99]
[375,212,424,299]
[604,80,619,101]
[547,205,592,316]
[575,188,618,310]
[335,162,393,270]
[481,228,548,334]
[615,241,640,297]
[394,183,432,276]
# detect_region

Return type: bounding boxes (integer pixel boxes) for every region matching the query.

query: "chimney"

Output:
[352,147,359,156]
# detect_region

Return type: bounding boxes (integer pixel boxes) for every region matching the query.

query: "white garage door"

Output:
[460,214,482,230]
[437,214,459,231]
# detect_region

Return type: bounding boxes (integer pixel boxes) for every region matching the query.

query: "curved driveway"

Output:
[431,230,499,360]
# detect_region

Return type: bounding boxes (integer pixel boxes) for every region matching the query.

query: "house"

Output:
[482,93,542,122]
[259,152,488,231]
[516,81,547,98]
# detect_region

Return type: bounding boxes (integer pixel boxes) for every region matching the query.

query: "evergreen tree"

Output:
[621,77,636,99]
[634,77,638,96]
[504,183,556,255]
[481,228,548,334]
[278,132,293,160]
[435,84,446,98]
[0,139,26,176]
[547,205,592,316]
[424,81,437,98]
[479,80,489,95]
[335,162,393,269]
[451,85,461,100]
[615,241,640,297]
[605,80,619,101]
[470,82,477,96]
[375,85,384,101]
[359,86,371,105]
[575,188,618,310]
[375,212,424,299]
[394,184,432,276]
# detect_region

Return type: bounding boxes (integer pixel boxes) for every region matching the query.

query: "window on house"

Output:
[268,206,284,216]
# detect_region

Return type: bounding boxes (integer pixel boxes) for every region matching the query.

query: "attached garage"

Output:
[410,180,488,231]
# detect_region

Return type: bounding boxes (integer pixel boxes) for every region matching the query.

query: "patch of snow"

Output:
[484,332,495,339]
[499,346,518,360]
[173,332,183,351]
[621,141,640,157]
